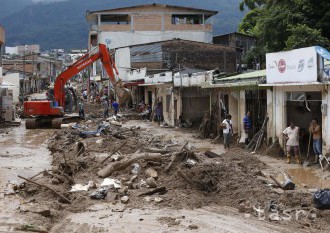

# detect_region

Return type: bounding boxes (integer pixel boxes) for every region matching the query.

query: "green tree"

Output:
[286,24,329,50]
[238,0,330,56]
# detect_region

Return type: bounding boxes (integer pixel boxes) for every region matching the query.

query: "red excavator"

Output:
[24,44,131,129]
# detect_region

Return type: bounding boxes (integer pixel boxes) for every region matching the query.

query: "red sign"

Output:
[278,59,286,73]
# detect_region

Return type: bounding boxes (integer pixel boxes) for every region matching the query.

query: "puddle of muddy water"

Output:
[287,168,330,189]
[0,123,54,188]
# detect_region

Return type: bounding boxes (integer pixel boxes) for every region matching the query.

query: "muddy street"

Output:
[0,119,329,232]
[0,123,54,232]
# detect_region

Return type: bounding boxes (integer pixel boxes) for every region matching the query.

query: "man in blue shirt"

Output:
[243,111,253,145]
[112,100,119,115]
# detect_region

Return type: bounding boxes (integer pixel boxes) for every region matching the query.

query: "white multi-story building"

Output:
[86,3,217,50]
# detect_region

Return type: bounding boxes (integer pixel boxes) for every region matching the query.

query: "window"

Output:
[171,15,203,25]
[101,14,130,25]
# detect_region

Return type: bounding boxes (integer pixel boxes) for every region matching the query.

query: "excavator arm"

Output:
[54,43,129,108]
[23,44,131,128]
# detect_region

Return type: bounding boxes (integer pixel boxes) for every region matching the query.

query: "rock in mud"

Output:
[146,177,157,188]
[121,196,129,203]
[145,168,158,179]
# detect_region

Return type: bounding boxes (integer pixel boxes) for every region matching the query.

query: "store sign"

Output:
[266,47,317,83]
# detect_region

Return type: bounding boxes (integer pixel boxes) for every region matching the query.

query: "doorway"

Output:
[286,92,322,154]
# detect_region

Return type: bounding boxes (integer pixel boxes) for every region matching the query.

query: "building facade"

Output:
[86,3,217,50]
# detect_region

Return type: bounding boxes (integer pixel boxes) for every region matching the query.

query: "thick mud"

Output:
[0,122,54,232]
[1,119,330,232]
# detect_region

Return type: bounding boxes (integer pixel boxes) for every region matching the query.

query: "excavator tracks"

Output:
[25,118,38,129]
[25,116,83,129]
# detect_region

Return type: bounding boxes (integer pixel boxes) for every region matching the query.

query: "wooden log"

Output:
[100,140,128,164]
[146,147,170,154]
[137,186,167,196]
[18,175,71,204]
[97,153,162,178]
[204,150,221,158]
[270,172,295,190]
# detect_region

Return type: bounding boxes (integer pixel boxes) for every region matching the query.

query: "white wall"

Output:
[1,73,20,103]
[126,68,147,82]
[5,46,18,55]
[173,71,213,87]
[146,72,172,84]
[99,31,212,50]
[322,85,330,154]
[115,47,131,81]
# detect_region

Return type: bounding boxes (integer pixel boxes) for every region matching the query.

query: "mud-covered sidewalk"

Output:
[1,119,330,232]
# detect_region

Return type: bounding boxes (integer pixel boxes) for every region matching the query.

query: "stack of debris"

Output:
[13,116,327,230]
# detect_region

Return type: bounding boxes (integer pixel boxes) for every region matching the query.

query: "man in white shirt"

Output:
[222,114,233,150]
[283,121,301,164]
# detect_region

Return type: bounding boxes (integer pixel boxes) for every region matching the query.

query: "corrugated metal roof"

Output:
[216,69,266,81]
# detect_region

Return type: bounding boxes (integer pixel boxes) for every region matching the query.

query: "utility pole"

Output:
[23,47,26,94]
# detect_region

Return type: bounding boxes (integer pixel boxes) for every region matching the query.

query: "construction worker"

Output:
[309,118,322,163]
[283,121,301,164]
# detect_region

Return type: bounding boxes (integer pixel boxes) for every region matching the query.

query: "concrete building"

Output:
[115,39,237,126]
[86,3,217,50]
[260,46,330,155]
[2,54,62,95]
[213,32,257,71]
[201,46,330,157]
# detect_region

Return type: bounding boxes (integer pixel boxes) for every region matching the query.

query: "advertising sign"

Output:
[266,47,317,83]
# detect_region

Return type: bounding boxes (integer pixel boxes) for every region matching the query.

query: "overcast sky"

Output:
[32,0,68,2]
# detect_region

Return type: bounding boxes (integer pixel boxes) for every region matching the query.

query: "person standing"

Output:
[102,98,109,119]
[155,102,163,125]
[222,114,233,150]
[82,89,88,101]
[283,121,301,164]
[309,118,322,163]
[112,100,119,115]
[243,111,253,145]
[78,99,85,118]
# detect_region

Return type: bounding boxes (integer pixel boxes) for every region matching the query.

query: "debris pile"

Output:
[13,118,329,230]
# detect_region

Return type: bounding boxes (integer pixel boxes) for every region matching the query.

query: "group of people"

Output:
[139,100,163,125]
[78,88,119,119]
[221,111,253,150]
[283,119,322,164]
[221,110,323,166]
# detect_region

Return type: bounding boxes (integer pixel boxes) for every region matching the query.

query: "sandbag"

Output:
[313,189,330,209]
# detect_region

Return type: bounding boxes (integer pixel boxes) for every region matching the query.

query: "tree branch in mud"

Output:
[100,140,128,165]
[97,153,162,178]
[18,175,71,204]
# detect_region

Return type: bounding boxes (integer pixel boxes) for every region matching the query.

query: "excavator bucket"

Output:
[115,86,132,105]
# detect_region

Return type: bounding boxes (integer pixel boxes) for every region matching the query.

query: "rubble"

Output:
[11,116,330,231]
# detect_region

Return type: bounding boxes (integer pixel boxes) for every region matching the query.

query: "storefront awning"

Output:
[259,81,330,87]
[138,82,165,86]
[201,69,266,90]
[123,80,144,87]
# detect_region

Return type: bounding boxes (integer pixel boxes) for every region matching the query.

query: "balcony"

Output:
[168,24,212,32]
[99,24,131,32]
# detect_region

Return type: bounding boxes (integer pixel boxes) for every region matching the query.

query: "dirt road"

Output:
[0,119,328,232]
